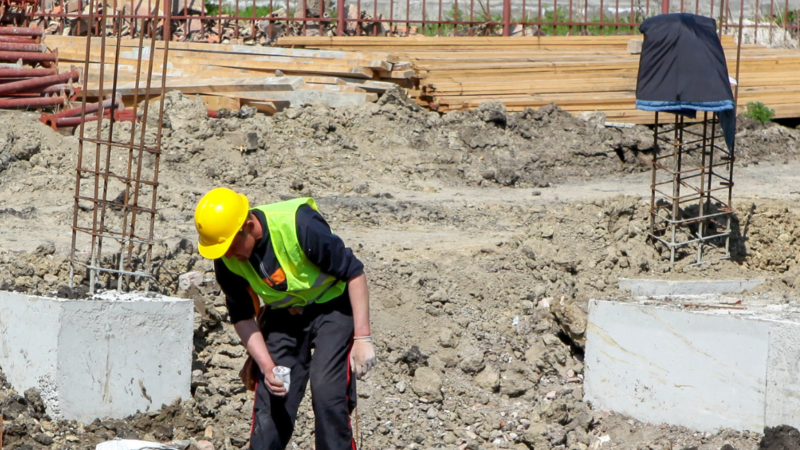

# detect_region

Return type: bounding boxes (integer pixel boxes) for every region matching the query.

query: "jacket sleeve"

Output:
[295,204,364,281]
[214,258,258,324]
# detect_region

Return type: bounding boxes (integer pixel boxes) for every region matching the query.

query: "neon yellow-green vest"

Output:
[221,197,346,309]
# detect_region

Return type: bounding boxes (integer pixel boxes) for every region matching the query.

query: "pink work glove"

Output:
[350,336,376,380]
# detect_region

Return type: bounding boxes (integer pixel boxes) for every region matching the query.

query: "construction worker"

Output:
[194,187,376,450]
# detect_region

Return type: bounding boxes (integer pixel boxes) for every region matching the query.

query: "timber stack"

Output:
[47,35,413,114]
[278,35,800,124]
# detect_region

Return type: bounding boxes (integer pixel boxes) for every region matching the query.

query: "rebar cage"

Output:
[68,0,171,293]
[648,111,735,265]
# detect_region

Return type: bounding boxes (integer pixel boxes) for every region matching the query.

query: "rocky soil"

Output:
[1,90,800,450]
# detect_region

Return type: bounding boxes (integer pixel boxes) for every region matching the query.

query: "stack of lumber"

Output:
[43,35,414,113]
[277,35,800,124]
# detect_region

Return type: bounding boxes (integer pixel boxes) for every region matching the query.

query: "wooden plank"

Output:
[276,35,736,48]
[83,76,305,96]
[47,35,397,62]
[216,89,378,108]
[388,69,415,79]
[335,77,407,92]
[58,50,377,78]
[303,83,367,93]
[56,46,391,74]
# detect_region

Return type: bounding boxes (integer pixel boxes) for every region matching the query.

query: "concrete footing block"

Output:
[585,299,800,432]
[618,278,764,298]
[0,290,193,422]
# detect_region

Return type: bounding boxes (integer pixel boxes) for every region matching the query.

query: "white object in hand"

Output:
[272,366,291,394]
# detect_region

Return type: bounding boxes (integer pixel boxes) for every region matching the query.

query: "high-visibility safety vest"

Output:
[221,197,346,309]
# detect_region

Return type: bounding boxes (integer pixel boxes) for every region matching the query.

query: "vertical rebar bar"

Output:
[696,111,709,264]
[144,1,170,292]
[569,0,573,34]
[453,0,458,34]
[735,0,744,108]
[88,0,111,294]
[754,0,759,44]
[70,0,97,289]
[502,0,511,35]
[650,111,659,238]
[437,0,441,35]
[669,115,683,264]
[339,0,346,35]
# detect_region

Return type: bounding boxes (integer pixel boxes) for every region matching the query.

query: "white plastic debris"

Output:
[178,271,204,291]
[96,439,179,450]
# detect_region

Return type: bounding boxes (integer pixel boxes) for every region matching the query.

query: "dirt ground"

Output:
[1,90,800,450]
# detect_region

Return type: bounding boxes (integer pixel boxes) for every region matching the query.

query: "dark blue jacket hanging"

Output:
[635,13,735,151]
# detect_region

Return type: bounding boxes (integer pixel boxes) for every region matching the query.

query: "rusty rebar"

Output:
[0,26,43,36]
[56,115,100,127]
[648,111,733,265]
[0,50,55,62]
[0,67,55,77]
[91,3,115,294]
[0,35,39,43]
[0,68,78,94]
[0,95,65,107]
[69,0,96,289]
[0,41,44,52]
[67,0,168,293]
[45,93,122,120]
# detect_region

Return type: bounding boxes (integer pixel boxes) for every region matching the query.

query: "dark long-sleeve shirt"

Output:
[215,204,364,324]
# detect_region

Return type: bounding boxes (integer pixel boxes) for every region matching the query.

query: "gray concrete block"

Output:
[0,290,193,422]
[585,299,800,433]
[618,278,764,297]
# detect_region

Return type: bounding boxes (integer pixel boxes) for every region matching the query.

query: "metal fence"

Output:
[27,0,800,44]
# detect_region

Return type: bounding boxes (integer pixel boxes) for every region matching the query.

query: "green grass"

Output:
[198,1,649,37]
[419,6,503,37]
[203,2,300,17]
[413,5,644,37]
[743,101,775,124]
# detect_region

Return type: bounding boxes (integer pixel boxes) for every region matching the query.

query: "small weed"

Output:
[743,101,775,124]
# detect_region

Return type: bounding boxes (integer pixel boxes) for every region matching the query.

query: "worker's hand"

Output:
[350,337,376,380]
[263,369,287,397]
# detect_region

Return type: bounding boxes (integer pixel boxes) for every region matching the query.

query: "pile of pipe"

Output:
[0,25,82,114]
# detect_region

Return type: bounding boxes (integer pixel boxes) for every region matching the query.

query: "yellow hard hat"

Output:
[194,187,250,259]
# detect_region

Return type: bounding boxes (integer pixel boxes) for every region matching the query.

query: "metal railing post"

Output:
[337,0,345,35]
[502,0,511,35]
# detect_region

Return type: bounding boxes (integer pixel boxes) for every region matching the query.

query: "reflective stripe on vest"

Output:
[221,197,347,308]
[268,276,339,308]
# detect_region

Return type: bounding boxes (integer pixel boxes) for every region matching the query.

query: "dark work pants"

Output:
[249,296,357,450]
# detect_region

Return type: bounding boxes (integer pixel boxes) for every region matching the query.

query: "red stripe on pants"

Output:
[251,379,258,436]
[347,337,357,450]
